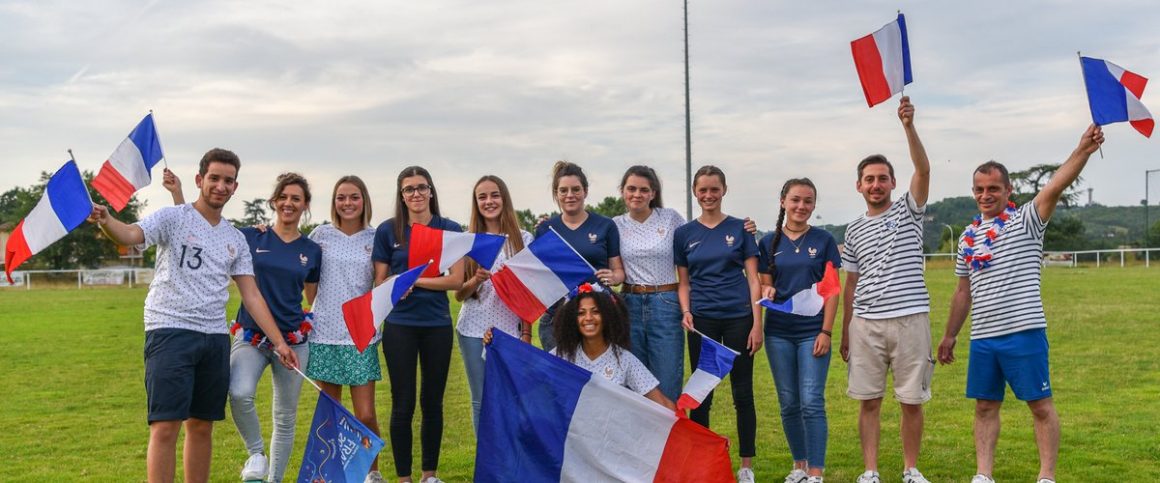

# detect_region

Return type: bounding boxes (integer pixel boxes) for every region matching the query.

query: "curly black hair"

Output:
[552,290,631,364]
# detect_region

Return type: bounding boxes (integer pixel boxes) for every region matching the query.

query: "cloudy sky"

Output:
[3,0,1158,229]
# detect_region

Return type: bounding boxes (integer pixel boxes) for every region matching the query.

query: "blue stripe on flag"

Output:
[1081,57,1130,125]
[475,331,591,482]
[128,114,165,171]
[467,232,506,270]
[698,335,738,379]
[898,13,913,85]
[46,161,92,230]
[389,263,428,305]
[527,230,594,291]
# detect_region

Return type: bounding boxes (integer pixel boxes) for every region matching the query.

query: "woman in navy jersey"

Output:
[758,178,841,483]
[674,165,762,483]
[454,175,534,434]
[228,173,322,483]
[372,166,464,483]
[535,161,624,352]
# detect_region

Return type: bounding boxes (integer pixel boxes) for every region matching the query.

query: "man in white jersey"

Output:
[938,126,1104,483]
[839,96,934,483]
[88,149,299,483]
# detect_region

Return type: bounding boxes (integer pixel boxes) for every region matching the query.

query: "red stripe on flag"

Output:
[4,221,32,284]
[1130,118,1155,138]
[675,394,702,413]
[407,223,443,278]
[653,418,735,483]
[815,261,841,299]
[1120,70,1148,99]
[490,267,548,323]
[851,35,892,108]
[91,161,136,212]
[341,291,378,353]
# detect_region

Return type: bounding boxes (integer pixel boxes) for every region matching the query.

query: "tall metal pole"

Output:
[1147,169,1160,247]
[683,0,693,221]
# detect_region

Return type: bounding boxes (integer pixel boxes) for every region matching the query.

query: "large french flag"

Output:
[408,223,505,277]
[476,331,734,483]
[5,161,92,283]
[1080,56,1154,138]
[677,332,739,413]
[491,228,595,323]
[759,261,840,317]
[341,262,428,352]
[851,13,912,108]
[91,114,165,212]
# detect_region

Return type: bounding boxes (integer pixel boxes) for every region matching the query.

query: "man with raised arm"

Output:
[840,96,934,483]
[938,126,1104,483]
[88,148,299,483]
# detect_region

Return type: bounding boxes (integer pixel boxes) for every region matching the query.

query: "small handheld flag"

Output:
[491,228,595,323]
[5,161,93,283]
[408,223,506,278]
[851,13,912,108]
[91,113,165,211]
[341,262,429,352]
[677,331,739,413]
[1079,55,1153,138]
[297,391,385,483]
[758,261,841,317]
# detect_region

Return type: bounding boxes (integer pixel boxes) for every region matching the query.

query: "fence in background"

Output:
[922,247,1160,269]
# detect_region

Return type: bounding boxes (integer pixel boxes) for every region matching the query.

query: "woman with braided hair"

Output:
[757,178,842,483]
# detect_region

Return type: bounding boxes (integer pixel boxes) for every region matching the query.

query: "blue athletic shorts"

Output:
[966,328,1051,402]
[144,328,230,423]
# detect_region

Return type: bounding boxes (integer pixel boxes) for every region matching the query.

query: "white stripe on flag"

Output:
[108,138,151,190]
[872,21,905,94]
[370,279,400,324]
[682,370,723,406]
[21,194,68,253]
[560,375,672,482]
[505,252,569,307]
[441,232,475,272]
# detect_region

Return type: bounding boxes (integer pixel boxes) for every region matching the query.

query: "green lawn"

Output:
[2,266,1158,482]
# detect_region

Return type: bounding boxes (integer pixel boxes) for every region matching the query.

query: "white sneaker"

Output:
[806,477,824,483]
[970,475,995,483]
[784,468,808,483]
[420,477,445,483]
[240,453,267,481]
[857,471,881,483]
[1036,480,1055,483]
[902,468,930,483]
[364,470,386,483]
[737,467,756,483]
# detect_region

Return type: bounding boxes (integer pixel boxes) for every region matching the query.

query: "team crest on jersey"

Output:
[186,234,199,244]
[365,245,373,254]
[603,365,615,380]
[808,247,818,258]
[725,235,735,247]
[657,228,666,236]
[299,254,309,266]
[227,244,236,257]
[885,219,898,231]
[588,233,598,244]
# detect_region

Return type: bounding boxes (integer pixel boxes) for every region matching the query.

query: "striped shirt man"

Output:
[841,192,930,319]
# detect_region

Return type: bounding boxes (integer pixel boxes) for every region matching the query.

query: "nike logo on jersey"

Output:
[687,241,701,249]
[256,248,271,253]
[773,251,783,257]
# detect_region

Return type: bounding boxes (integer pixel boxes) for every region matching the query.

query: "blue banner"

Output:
[297,391,384,483]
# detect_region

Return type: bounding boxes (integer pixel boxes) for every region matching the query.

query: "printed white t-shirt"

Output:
[551,345,660,395]
[138,204,253,334]
[308,223,376,345]
[614,207,684,285]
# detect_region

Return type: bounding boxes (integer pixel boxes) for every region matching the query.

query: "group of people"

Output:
[87,96,1104,483]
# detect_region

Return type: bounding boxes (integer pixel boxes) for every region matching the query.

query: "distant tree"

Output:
[300,221,323,236]
[1149,220,1160,247]
[1009,163,1083,207]
[1043,214,1087,251]
[588,196,626,218]
[235,198,270,227]
[516,209,538,232]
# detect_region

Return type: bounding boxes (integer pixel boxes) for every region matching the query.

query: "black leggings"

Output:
[381,323,453,477]
[687,315,757,457]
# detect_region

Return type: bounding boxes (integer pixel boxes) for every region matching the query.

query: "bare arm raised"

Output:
[1035,125,1104,222]
[87,204,145,246]
[899,96,931,206]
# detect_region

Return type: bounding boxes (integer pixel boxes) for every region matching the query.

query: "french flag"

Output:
[91,114,164,212]
[408,223,506,278]
[475,331,734,483]
[5,161,92,283]
[341,262,428,352]
[491,227,595,323]
[759,261,840,317]
[677,332,739,413]
[1080,56,1154,137]
[851,13,913,108]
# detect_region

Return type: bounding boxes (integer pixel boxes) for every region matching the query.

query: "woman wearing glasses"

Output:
[371,166,464,483]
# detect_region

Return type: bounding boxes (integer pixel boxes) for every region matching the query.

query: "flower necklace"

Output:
[229,311,315,348]
[959,201,1017,272]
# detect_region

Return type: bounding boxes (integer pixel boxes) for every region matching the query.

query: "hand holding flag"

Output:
[758,261,840,317]
[342,262,429,352]
[408,223,505,278]
[851,13,913,108]
[491,227,595,323]
[1079,55,1153,138]
[677,330,739,414]
[91,113,165,211]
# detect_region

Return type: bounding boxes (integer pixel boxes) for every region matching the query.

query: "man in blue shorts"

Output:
[938,125,1104,483]
[89,148,299,483]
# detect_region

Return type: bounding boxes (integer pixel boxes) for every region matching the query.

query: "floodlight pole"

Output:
[1147,169,1160,247]
[683,0,693,221]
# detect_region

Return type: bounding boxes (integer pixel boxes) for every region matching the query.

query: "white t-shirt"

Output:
[614,207,684,285]
[550,345,659,395]
[457,230,535,339]
[138,204,253,334]
[308,223,376,345]
[841,192,931,319]
[955,203,1049,340]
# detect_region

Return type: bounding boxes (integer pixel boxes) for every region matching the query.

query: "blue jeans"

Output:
[624,291,685,401]
[229,339,310,483]
[457,332,486,435]
[765,335,830,469]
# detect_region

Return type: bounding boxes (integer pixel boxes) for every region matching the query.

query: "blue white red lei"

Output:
[959,201,1017,272]
[230,311,314,348]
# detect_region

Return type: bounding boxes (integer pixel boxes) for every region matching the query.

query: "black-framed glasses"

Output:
[402,184,432,196]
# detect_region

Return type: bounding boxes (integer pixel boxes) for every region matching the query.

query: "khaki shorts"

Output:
[846,312,934,404]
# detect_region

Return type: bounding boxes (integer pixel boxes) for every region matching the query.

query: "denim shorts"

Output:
[144,328,230,423]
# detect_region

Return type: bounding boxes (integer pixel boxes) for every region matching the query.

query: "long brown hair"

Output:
[330,175,372,229]
[463,175,526,294]
[393,166,441,246]
[767,178,818,282]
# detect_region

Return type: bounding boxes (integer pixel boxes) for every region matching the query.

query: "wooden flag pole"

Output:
[1077,51,1105,159]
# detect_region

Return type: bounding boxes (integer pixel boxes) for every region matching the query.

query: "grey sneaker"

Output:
[1036,480,1055,483]
[364,471,386,483]
[737,468,756,483]
[420,477,445,483]
[784,468,807,483]
[902,468,930,483]
[971,475,995,483]
[240,453,267,481]
[857,471,882,483]
[805,477,824,483]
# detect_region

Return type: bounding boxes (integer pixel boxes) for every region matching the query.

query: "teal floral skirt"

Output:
[305,341,382,386]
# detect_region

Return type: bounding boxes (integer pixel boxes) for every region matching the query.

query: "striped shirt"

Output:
[841,192,930,319]
[955,203,1048,340]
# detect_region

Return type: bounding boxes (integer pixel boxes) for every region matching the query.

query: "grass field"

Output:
[2,266,1158,482]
